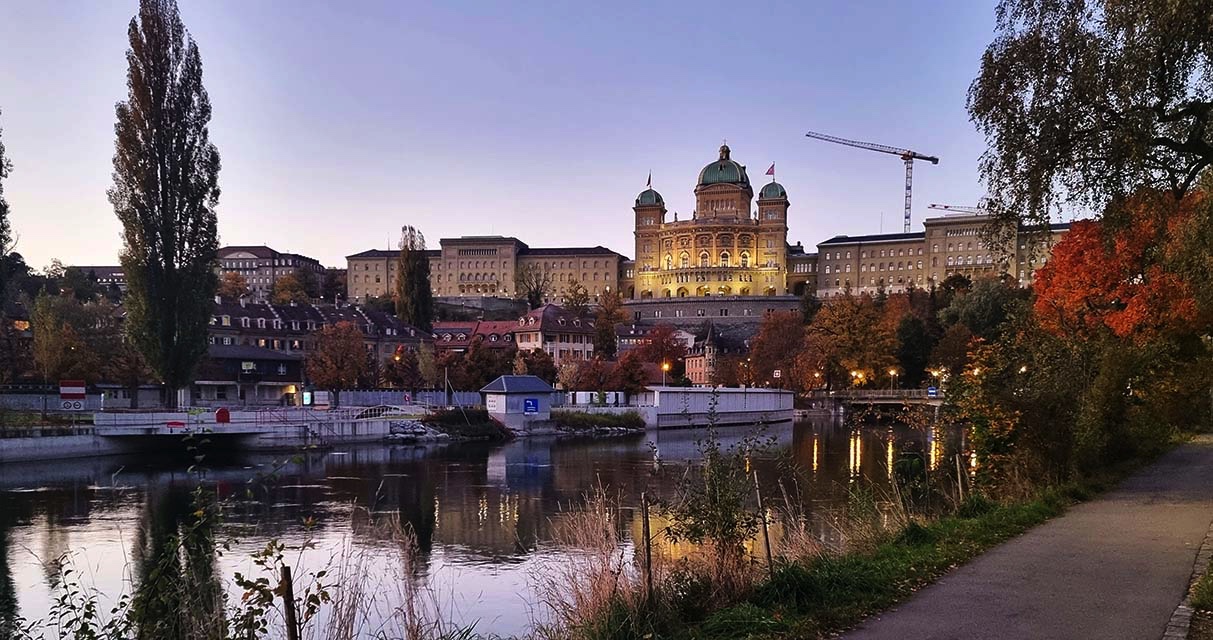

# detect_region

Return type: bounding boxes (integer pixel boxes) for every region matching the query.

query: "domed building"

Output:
[629,144,814,301]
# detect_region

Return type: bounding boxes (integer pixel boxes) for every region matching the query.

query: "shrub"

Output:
[550,410,645,431]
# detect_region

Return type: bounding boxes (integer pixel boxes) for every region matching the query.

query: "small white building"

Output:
[481,375,556,432]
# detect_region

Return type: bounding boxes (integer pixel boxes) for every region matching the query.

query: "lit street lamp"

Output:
[661,361,671,386]
[888,368,898,390]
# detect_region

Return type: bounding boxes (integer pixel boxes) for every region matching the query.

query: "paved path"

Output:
[843,436,1213,640]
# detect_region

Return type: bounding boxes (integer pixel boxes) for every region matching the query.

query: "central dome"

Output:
[697,144,751,187]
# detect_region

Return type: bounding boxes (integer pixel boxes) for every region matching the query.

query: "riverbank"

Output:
[555,440,1188,640]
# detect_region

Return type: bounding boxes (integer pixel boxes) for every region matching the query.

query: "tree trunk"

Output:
[129,383,140,410]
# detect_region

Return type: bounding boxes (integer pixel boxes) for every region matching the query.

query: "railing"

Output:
[809,389,944,400]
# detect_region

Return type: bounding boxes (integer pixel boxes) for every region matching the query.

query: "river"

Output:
[0,418,963,637]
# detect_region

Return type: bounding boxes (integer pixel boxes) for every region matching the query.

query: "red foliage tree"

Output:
[1034,190,1203,341]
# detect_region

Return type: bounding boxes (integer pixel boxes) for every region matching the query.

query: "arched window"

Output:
[665,254,673,270]
[740,251,750,268]
[720,251,730,267]
[679,252,689,269]
[699,251,710,268]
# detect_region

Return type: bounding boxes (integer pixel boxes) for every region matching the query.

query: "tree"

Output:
[305,321,368,407]
[638,324,687,376]
[109,0,221,408]
[517,348,557,384]
[930,323,974,378]
[515,264,552,310]
[395,225,433,331]
[417,342,439,389]
[106,340,152,409]
[969,0,1213,229]
[895,315,931,387]
[748,312,805,389]
[461,338,514,390]
[564,278,590,317]
[939,276,1026,341]
[593,288,625,358]
[31,295,101,384]
[608,349,649,394]
[322,269,346,302]
[800,291,896,389]
[270,271,308,305]
[384,348,423,393]
[60,267,102,302]
[1035,191,1205,341]
[0,109,12,298]
[800,291,822,324]
[216,271,248,300]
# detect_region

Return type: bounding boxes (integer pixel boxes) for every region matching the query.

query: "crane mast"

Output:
[805,130,939,233]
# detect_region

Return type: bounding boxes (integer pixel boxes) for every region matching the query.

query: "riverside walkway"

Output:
[844,435,1213,640]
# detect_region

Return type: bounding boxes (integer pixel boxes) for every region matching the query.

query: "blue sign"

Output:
[927,386,938,398]
[523,398,539,414]
[302,391,313,405]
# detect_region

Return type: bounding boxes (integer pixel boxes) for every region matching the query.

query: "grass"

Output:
[1188,557,1213,639]
[550,410,646,431]
[421,408,511,440]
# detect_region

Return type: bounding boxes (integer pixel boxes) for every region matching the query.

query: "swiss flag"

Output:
[765,162,775,176]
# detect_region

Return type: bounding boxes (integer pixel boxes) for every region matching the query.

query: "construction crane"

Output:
[805,130,939,233]
[928,203,986,215]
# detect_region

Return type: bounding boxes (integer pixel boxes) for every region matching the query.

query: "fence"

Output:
[337,389,482,408]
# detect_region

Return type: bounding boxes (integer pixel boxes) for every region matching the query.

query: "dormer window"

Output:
[291,321,300,331]
[505,334,513,341]
[558,318,566,326]
[572,319,580,327]
[490,334,499,342]
[457,333,467,340]
[443,334,452,341]
[241,317,250,328]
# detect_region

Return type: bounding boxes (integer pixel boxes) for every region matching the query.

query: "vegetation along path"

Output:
[844,435,1213,640]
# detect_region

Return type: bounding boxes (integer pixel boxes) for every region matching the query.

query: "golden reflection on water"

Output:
[848,431,863,481]
[885,429,895,480]
[928,423,941,471]
[812,435,819,474]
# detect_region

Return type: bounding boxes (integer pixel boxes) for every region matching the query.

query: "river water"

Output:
[0,418,962,637]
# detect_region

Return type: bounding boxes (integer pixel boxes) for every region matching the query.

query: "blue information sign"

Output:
[523,398,539,414]
[927,387,938,398]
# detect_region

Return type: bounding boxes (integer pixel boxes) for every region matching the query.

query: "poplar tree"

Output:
[395,225,433,331]
[109,0,220,407]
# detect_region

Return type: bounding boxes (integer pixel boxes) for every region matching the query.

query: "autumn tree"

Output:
[564,279,590,317]
[799,291,895,389]
[894,315,931,387]
[32,295,95,383]
[1035,191,1205,341]
[517,348,557,384]
[110,0,221,408]
[970,0,1213,230]
[515,264,552,310]
[608,349,649,394]
[461,338,514,390]
[638,324,687,377]
[217,271,249,300]
[939,276,1026,341]
[60,267,103,302]
[270,272,309,305]
[384,348,423,393]
[748,312,805,388]
[929,323,974,379]
[305,321,368,407]
[395,225,433,331]
[593,287,625,358]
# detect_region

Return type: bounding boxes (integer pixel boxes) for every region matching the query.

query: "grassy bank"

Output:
[420,408,511,440]
[550,409,646,431]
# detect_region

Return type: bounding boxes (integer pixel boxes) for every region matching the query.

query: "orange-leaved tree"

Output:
[1034,189,1204,342]
[306,321,369,406]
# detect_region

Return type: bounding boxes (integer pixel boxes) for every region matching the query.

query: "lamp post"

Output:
[888,368,898,391]
[661,361,671,386]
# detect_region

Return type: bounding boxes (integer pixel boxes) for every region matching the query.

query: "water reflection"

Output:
[1,418,965,636]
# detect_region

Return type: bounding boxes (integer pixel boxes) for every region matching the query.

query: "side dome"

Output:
[636,188,664,206]
[697,144,751,187]
[759,181,787,199]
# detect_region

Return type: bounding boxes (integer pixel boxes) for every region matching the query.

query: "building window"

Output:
[699,251,710,268]
[720,251,730,267]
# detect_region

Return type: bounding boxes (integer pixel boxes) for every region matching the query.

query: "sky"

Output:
[0,0,1000,270]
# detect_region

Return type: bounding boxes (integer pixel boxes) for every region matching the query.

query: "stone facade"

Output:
[346,237,624,304]
[217,245,325,302]
[630,144,801,300]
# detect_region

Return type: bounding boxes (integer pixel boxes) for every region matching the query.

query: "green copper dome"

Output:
[636,188,664,206]
[697,144,751,187]
[759,181,787,199]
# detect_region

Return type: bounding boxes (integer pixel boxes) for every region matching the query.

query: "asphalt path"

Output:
[843,436,1213,640]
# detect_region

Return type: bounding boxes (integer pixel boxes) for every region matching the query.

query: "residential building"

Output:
[512,304,595,365]
[72,266,128,292]
[217,245,325,302]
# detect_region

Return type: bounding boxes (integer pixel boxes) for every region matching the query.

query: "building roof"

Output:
[72,265,125,279]
[480,375,555,394]
[759,181,787,200]
[697,144,751,187]
[636,188,664,207]
[818,231,926,246]
[518,304,595,333]
[346,249,441,259]
[219,245,279,259]
[519,246,623,257]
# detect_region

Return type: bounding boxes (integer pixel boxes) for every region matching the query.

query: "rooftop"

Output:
[481,375,555,394]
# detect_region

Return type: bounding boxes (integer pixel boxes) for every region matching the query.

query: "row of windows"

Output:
[663,250,752,270]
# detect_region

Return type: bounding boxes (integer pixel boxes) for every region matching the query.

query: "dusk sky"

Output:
[1,0,1001,270]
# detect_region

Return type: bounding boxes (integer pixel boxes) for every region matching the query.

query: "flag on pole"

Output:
[765,162,776,176]
[646,171,652,188]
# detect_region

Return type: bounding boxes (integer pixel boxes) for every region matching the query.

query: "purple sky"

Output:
[0,0,999,270]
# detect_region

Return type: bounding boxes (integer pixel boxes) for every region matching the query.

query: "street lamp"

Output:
[888,368,898,390]
[661,361,671,386]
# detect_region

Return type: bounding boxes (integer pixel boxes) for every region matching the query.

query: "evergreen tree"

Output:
[395,225,433,331]
[108,0,220,407]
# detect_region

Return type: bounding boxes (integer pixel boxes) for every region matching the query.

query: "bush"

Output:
[550,410,645,431]
[955,494,997,518]
[421,408,510,439]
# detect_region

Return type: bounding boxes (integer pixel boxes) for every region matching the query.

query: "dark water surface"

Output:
[0,418,963,636]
